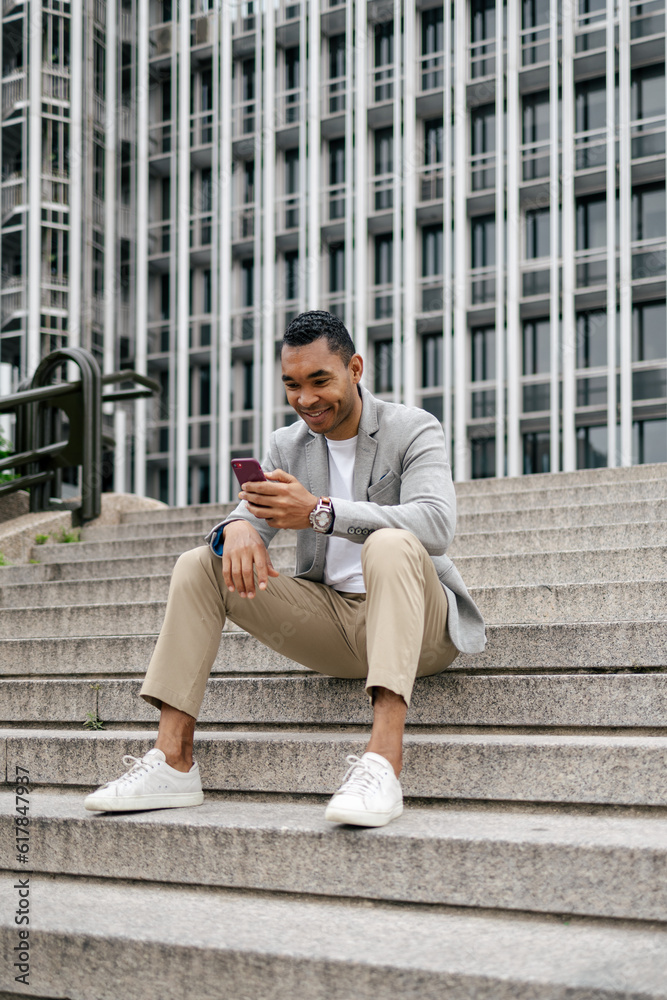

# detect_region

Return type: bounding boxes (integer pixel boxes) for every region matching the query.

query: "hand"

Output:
[222,520,279,598]
[239,469,318,530]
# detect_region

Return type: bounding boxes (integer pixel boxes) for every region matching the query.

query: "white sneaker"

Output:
[324,752,403,827]
[84,748,204,812]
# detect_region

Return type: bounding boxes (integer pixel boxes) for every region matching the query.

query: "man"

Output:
[85,311,486,827]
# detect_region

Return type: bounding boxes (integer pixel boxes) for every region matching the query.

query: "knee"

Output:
[172,545,214,585]
[361,528,422,569]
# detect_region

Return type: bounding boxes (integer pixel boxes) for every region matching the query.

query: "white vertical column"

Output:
[354,0,368,365]
[443,0,453,452]
[307,0,320,307]
[209,12,219,498]
[113,408,126,494]
[344,0,354,332]
[549,0,560,473]
[402,1,415,406]
[253,20,262,463]
[618,0,632,466]
[104,0,117,382]
[175,0,191,506]
[218,1,232,502]
[605,0,617,467]
[561,2,576,471]
[261,0,275,458]
[453,0,468,480]
[27,0,42,374]
[392,0,402,404]
[68,0,83,353]
[298,6,307,315]
[134,0,149,496]
[494,0,505,477]
[506,0,521,477]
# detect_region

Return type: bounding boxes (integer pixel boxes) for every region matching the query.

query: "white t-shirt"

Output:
[323,436,366,593]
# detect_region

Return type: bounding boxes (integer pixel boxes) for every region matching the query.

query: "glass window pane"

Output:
[471,104,495,154]
[633,418,667,464]
[471,215,496,268]
[576,310,607,368]
[576,196,606,249]
[633,301,667,362]
[422,225,443,276]
[374,339,393,393]
[422,333,443,388]
[374,234,393,284]
[577,425,607,469]
[526,209,550,259]
[522,91,550,143]
[631,65,666,120]
[375,128,393,174]
[632,186,666,241]
[575,78,606,133]
[424,117,443,164]
[471,326,496,381]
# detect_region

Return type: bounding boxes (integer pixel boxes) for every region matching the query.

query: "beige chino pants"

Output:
[140,528,459,718]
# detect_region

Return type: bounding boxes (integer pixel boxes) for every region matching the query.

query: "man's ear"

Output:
[350,353,364,383]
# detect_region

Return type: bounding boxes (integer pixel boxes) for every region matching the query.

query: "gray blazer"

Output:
[206,384,486,654]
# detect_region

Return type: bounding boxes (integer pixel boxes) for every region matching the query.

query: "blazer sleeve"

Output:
[204,439,281,555]
[328,413,456,557]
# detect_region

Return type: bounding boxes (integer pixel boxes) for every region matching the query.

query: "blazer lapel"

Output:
[304,431,330,576]
[353,384,379,500]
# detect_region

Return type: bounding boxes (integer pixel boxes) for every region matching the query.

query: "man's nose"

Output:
[298,388,319,408]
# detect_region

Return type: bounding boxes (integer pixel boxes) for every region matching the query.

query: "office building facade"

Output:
[1,0,666,503]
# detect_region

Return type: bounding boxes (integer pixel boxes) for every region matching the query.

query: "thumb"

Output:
[265,468,294,483]
[266,553,280,577]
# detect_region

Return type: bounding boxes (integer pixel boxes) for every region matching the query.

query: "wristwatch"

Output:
[309,496,335,534]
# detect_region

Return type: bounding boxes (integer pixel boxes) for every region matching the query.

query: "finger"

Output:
[265,469,293,483]
[254,550,271,591]
[266,553,280,579]
[240,552,256,598]
[245,500,275,518]
[222,553,235,592]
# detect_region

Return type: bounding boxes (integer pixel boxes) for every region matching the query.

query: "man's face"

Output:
[281,339,364,440]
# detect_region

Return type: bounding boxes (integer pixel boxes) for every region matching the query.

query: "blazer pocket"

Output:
[367,470,400,504]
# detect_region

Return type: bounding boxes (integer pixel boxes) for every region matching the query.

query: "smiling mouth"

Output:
[302,408,329,419]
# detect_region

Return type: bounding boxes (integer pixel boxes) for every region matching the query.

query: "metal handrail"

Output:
[0,347,159,524]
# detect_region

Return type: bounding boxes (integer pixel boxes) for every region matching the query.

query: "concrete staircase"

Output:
[1,463,667,999]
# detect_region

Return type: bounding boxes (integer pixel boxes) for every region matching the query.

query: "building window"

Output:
[576,310,607,368]
[284,148,299,229]
[633,301,666,362]
[422,225,443,277]
[576,195,606,249]
[243,161,254,204]
[374,339,393,393]
[631,64,665,121]
[575,78,606,133]
[632,185,666,241]
[329,138,345,219]
[373,21,394,102]
[634,418,667,465]
[524,431,550,474]
[202,269,211,314]
[522,91,549,179]
[329,243,345,293]
[577,425,607,469]
[374,234,393,319]
[471,0,495,42]
[374,127,393,210]
[525,208,550,259]
[241,59,255,133]
[471,326,496,381]
[285,250,298,302]
[424,117,443,165]
[421,7,444,90]
[523,319,550,374]
[471,215,496,268]
[329,33,346,114]
[471,104,495,190]
[284,46,300,124]
[422,334,442,389]
[241,259,253,307]
[472,436,496,479]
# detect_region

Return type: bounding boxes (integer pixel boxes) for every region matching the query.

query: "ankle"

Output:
[365,745,402,778]
[154,740,193,772]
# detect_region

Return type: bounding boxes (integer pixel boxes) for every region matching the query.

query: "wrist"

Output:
[309,496,335,534]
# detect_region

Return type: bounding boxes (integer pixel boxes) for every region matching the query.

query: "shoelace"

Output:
[100,753,159,790]
[337,755,384,797]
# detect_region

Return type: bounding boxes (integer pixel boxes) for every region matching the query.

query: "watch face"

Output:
[314,510,332,529]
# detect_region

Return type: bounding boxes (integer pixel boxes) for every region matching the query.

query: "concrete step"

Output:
[2,672,667,729]
[0,554,296,608]
[3,794,667,922]
[458,497,667,533]
[453,461,667,496]
[451,519,667,556]
[2,876,665,1000]
[4,545,664,607]
[457,545,667,587]
[121,501,237,525]
[1,620,666,676]
[28,535,205,563]
[1,577,665,639]
[476,579,667,625]
[454,477,667,515]
[6,728,667,807]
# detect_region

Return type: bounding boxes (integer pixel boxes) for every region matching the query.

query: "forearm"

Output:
[329,497,454,555]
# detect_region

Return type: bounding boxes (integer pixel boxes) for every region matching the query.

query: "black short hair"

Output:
[282,310,356,367]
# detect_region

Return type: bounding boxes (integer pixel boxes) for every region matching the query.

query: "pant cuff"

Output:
[139,679,201,720]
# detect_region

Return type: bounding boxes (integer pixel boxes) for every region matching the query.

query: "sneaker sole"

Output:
[84,791,204,812]
[324,802,403,827]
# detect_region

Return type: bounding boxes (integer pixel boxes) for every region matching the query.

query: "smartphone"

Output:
[231,458,266,489]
